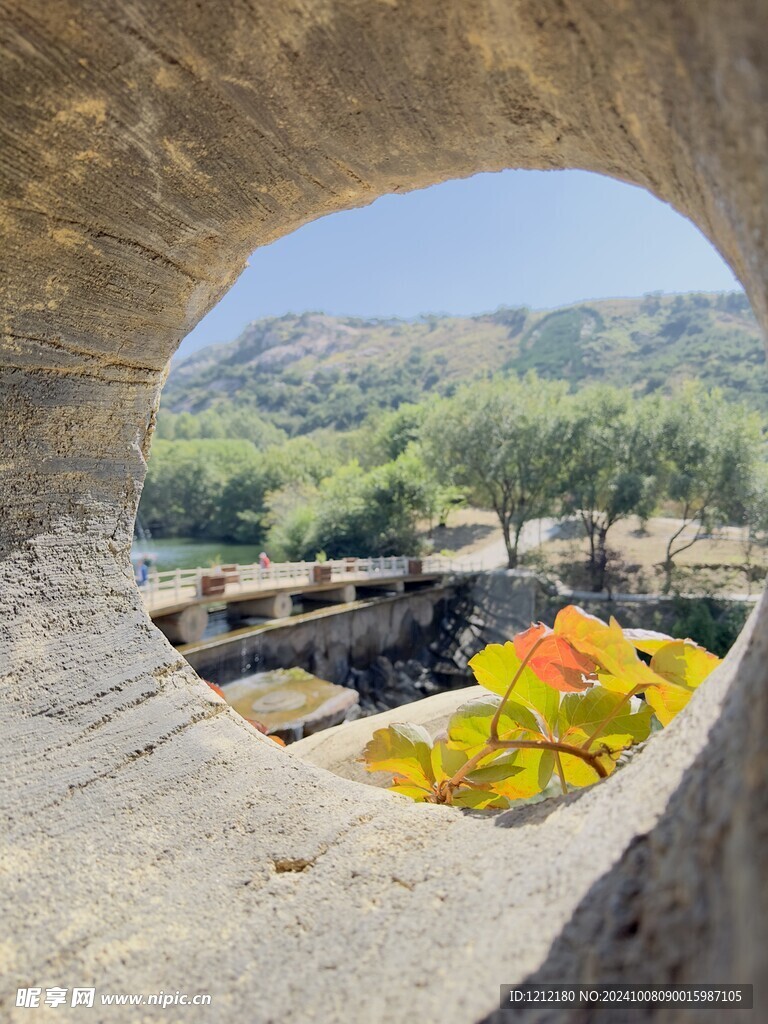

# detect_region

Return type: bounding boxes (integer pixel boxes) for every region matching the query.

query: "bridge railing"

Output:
[140,554,483,609]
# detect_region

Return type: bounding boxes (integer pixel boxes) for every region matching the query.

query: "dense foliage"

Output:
[420,375,573,567]
[139,375,767,588]
[362,606,722,808]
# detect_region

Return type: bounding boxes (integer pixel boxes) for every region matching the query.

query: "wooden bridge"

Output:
[140,555,475,644]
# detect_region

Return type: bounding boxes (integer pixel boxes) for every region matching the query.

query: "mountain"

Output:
[160,292,765,436]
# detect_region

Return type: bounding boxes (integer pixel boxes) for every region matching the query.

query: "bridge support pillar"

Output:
[155,605,209,645]
[357,580,405,596]
[302,585,357,605]
[229,593,294,621]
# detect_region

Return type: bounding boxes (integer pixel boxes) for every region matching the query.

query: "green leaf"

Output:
[558,685,653,751]
[450,788,509,810]
[468,642,565,730]
[506,666,560,734]
[483,746,556,799]
[447,695,533,753]
[464,751,526,785]
[430,739,469,783]
[362,723,435,789]
[447,695,500,752]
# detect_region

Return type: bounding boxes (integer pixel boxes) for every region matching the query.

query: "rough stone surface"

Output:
[2,2,768,1022]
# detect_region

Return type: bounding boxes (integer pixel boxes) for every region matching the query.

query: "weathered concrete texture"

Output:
[2,2,768,1022]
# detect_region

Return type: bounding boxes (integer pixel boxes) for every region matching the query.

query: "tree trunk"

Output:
[582,513,597,582]
[594,526,609,592]
[501,517,517,568]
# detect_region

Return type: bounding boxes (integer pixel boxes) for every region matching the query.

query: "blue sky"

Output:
[178,169,741,359]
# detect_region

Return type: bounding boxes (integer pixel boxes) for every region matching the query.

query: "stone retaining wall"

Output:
[182,588,451,686]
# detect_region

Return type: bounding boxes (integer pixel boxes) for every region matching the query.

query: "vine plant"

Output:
[361,605,722,809]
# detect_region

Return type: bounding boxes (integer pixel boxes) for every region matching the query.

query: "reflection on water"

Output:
[131,537,264,573]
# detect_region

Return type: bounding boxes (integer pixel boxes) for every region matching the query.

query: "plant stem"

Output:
[489,737,608,778]
[442,733,608,799]
[489,633,547,741]
[443,745,500,792]
[553,750,568,795]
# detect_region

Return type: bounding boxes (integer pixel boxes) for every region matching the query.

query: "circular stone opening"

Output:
[3,3,767,1018]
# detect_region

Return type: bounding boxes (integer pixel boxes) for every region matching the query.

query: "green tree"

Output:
[303,451,438,558]
[738,463,768,586]
[659,385,765,590]
[421,375,571,568]
[264,486,319,561]
[562,387,662,591]
[139,439,265,539]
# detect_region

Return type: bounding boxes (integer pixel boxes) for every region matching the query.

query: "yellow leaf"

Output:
[389,782,433,802]
[649,640,722,690]
[555,731,616,788]
[468,642,523,696]
[644,681,692,726]
[486,747,555,799]
[362,723,434,789]
[450,788,509,810]
[623,627,674,655]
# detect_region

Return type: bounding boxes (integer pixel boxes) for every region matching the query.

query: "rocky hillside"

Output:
[161,291,764,435]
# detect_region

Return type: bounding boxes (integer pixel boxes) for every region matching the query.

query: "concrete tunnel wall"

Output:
[2,2,768,1020]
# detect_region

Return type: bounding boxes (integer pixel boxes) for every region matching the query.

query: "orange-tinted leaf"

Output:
[553,605,614,659]
[514,623,550,659]
[555,606,668,691]
[246,718,269,734]
[514,623,597,692]
[205,680,227,699]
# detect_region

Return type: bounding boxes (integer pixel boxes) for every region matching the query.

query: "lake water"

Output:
[131,538,265,573]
